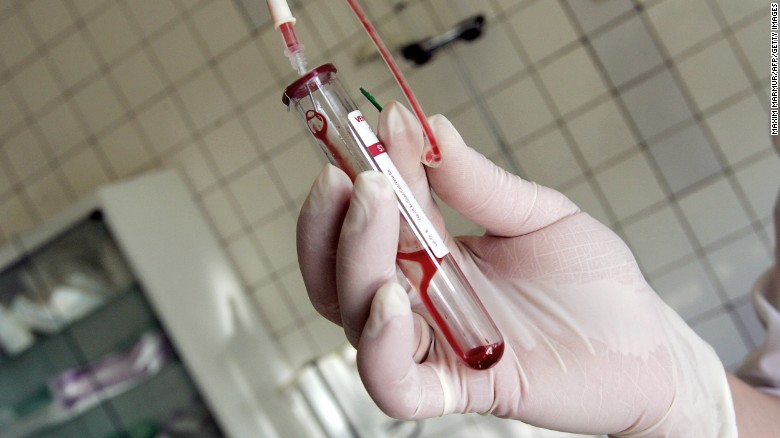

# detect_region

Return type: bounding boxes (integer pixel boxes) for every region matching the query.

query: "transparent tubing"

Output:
[283,64,504,369]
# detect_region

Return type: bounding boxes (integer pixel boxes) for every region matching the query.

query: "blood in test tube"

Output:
[282,64,504,370]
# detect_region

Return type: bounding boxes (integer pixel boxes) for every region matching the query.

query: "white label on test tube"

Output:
[348,110,449,259]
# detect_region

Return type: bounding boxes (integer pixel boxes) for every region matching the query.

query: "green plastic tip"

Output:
[360,87,383,112]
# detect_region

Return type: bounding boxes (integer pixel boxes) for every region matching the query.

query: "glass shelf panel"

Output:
[0,208,225,437]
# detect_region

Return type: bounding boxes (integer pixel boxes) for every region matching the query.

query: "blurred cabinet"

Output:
[0,171,299,438]
[0,215,219,437]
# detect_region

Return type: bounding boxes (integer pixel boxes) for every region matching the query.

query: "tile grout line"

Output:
[162,0,277,266]
[635,0,762,348]
[702,0,775,255]
[419,1,523,176]
[554,1,639,233]
[171,0,309,354]
[0,4,53,230]
[18,0,111,204]
[564,1,734,318]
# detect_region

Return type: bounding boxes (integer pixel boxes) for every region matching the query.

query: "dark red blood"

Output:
[305,109,356,181]
[396,249,503,369]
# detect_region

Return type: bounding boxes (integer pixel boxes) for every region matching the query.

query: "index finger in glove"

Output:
[376,102,448,240]
[426,115,579,237]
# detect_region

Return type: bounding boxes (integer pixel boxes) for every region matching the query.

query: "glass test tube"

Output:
[282,64,504,370]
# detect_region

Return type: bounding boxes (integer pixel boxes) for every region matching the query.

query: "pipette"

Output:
[268,0,504,370]
[266,0,307,74]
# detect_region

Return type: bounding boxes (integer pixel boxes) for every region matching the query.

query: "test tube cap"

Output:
[282,63,337,106]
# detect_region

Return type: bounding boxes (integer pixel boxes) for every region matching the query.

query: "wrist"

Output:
[767,267,780,310]
[728,373,780,436]
[614,308,737,437]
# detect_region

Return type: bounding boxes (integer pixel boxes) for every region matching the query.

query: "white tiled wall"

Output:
[0,0,776,436]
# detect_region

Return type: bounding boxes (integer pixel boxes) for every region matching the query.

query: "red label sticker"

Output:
[366,142,385,157]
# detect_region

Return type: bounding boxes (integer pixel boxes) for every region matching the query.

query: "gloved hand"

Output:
[297,102,737,437]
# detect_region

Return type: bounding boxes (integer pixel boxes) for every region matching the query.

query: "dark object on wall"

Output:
[402,14,486,66]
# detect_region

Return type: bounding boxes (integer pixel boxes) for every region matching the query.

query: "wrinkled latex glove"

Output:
[297,102,736,437]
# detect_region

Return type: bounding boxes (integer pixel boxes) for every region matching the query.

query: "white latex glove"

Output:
[297,102,737,437]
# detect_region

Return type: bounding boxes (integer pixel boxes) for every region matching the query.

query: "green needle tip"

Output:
[360,87,383,112]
